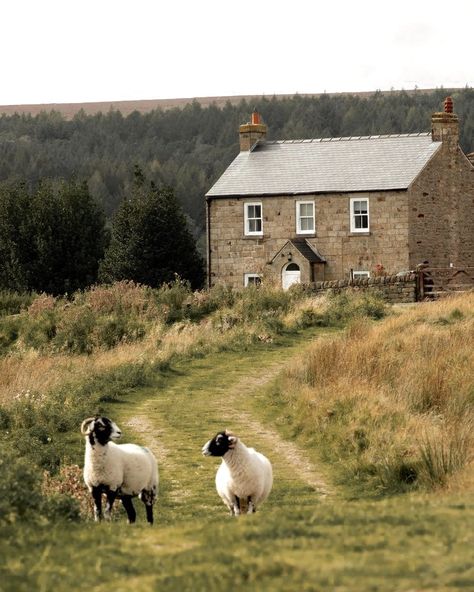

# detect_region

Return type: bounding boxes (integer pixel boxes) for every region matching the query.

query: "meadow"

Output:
[0,283,473,591]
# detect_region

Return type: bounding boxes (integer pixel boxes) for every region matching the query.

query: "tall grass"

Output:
[264,293,474,493]
[0,283,390,522]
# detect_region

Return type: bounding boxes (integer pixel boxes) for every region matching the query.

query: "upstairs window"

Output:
[296,200,315,234]
[244,202,263,236]
[350,198,369,233]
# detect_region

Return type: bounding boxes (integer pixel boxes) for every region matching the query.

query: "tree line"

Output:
[0,170,204,295]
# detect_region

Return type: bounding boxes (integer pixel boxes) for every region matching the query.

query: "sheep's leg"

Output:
[121,495,137,524]
[141,490,154,525]
[104,489,117,521]
[92,487,103,522]
[247,497,256,514]
[144,504,153,525]
[232,496,241,516]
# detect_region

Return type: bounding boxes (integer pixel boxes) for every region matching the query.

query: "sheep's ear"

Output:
[81,417,95,435]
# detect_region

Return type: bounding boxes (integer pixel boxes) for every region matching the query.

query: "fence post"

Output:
[416,269,424,301]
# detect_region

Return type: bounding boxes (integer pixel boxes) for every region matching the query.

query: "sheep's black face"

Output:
[202,431,232,457]
[88,417,122,446]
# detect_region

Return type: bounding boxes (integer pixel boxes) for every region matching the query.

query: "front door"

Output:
[282,263,301,290]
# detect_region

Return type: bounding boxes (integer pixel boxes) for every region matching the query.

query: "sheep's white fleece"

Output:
[84,441,159,497]
[216,440,272,510]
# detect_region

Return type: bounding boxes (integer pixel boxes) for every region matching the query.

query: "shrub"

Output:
[0,446,82,524]
[42,493,81,521]
[154,277,193,323]
[0,315,22,353]
[93,315,146,349]
[321,291,387,326]
[21,311,57,350]
[0,290,36,317]
[53,305,96,354]
[43,465,90,519]
[27,293,57,316]
[0,447,43,522]
[84,281,157,317]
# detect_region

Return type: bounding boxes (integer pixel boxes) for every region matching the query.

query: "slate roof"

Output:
[290,239,326,264]
[206,133,441,198]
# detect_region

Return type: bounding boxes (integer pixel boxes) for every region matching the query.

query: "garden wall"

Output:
[312,273,418,304]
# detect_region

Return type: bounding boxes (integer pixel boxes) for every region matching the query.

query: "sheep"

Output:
[202,430,273,515]
[81,416,159,524]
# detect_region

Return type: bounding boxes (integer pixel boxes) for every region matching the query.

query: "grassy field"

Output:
[1,290,474,591]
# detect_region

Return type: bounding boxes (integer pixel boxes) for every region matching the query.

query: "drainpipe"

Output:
[206,198,212,289]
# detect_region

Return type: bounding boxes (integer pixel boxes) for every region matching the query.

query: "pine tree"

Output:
[100,168,205,289]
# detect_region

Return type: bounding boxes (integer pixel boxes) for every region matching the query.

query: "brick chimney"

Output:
[239,110,267,151]
[431,96,459,148]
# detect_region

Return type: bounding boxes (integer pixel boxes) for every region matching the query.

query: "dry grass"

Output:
[0,295,284,404]
[271,293,474,491]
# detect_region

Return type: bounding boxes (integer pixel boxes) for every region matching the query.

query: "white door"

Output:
[282,263,301,290]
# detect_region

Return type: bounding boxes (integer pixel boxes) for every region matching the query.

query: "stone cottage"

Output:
[205,98,474,289]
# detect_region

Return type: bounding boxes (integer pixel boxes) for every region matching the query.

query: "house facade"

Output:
[205,99,474,289]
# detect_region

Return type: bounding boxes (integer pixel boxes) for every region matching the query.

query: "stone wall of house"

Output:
[207,190,410,288]
[408,144,474,269]
[312,273,418,304]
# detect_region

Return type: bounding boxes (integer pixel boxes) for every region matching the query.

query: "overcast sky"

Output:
[2,0,473,105]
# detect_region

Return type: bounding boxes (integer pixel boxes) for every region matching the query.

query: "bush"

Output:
[42,493,81,521]
[84,281,157,317]
[154,277,193,323]
[322,291,387,325]
[0,447,43,522]
[0,315,22,353]
[53,306,96,354]
[21,311,57,350]
[0,290,36,317]
[43,464,92,519]
[0,446,82,524]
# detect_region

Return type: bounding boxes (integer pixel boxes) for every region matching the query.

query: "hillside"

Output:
[0,88,451,119]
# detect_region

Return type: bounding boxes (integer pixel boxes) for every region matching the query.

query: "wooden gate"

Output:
[417,267,474,300]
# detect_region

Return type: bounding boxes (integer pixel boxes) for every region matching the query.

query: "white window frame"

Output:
[352,270,370,279]
[350,197,370,233]
[244,202,263,236]
[296,200,315,234]
[244,273,262,287]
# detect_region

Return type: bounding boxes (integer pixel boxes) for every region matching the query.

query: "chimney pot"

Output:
[251,110,261,125]
[444,96,454,113]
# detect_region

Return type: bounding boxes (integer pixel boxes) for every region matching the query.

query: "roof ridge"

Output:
[266,132,431,145]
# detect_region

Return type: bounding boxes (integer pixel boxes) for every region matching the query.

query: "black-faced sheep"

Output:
[202,430,273,515]
[81,416,159,524]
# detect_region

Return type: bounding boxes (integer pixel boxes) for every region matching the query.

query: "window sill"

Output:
[349,231,371,237]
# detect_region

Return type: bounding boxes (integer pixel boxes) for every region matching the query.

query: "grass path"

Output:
[114,333,333,524]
